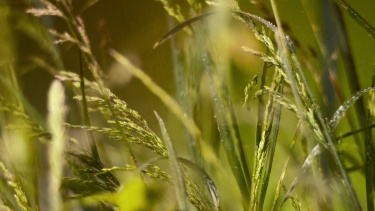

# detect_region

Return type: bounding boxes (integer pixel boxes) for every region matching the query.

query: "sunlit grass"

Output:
[0,0,374,210]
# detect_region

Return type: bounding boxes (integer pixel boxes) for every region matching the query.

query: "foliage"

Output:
[0,0,375,210]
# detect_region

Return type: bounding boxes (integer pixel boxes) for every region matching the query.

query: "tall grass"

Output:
[0,0,374,210]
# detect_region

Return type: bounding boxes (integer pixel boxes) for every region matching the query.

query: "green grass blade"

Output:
[259,82,283,209]
[154,112,188,210]
[178,157,219,209]
[202,51,251,205]
[255,53,269,153]
[336,123,375,140]
[79,50,100,160]
[166,14,202,168]
[329,87,374,129]
[153,12,217,48]
[364,59,375,211]
[332,0,375,39]
[109,50,201,140]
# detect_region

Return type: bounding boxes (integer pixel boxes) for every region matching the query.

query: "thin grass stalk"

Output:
[155,112,188,210]
[337,123,375,140]
[255,82,266,150]
[270,0,362,209]
[256,50,270,149]
[364,58,375,211]
[228,98,252,188]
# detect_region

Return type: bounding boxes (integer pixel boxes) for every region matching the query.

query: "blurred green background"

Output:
[2,0,374,121]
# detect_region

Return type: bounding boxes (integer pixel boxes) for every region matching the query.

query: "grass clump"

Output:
[0,0,375,210]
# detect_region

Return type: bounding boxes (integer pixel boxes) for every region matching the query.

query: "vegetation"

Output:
[0,0,374,210]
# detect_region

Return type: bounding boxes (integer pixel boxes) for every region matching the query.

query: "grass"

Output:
[0,0,375,210]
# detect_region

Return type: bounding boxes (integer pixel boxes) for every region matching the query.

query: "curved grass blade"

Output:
[336,123,375,140]
[178,157,219,209]
[154,112,188,211]
[329,87,374,129]
[154,9,296,50]
[109,50,201,140]
[153,11,217,48]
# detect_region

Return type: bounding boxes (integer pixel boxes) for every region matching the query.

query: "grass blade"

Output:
[332,0,375,39]
[154,112,188,210]
[79,50,100,160]
[178,157,219,209]
[201,50,250,205]
[109,50,201,140]
[336,123,375,140]
[364,58,375,211]
[259,81,283,209]
[153,12,217,48]
[329,87,374,129]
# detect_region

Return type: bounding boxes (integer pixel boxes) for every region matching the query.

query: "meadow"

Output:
[0,0,375,210]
